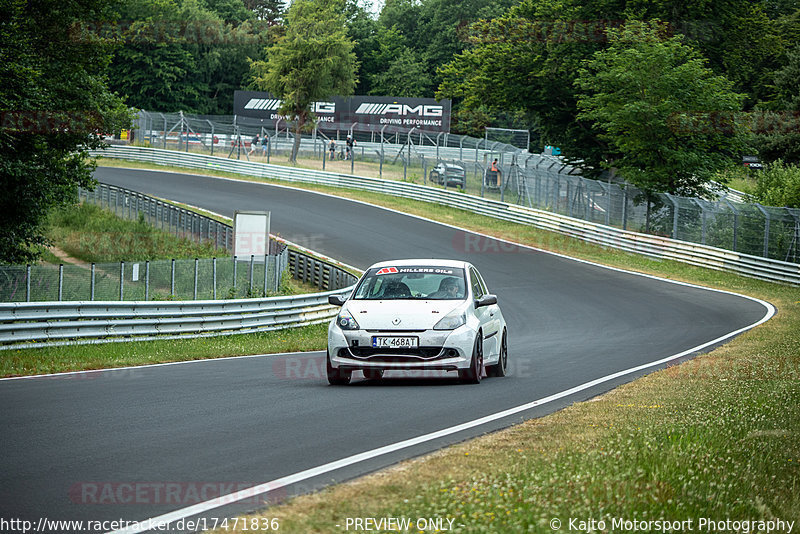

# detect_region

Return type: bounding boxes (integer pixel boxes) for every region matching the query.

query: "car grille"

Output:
[342,347,448,361]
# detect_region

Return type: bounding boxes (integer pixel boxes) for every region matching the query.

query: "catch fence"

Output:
[124,111,800,264]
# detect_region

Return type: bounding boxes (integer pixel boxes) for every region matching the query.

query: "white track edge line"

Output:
[109,298,774,534]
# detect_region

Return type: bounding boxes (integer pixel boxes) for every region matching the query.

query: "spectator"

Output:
[249,134,260,156]
[490,158,500,186]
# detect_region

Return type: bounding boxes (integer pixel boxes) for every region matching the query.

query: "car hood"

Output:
[344,300,465,330]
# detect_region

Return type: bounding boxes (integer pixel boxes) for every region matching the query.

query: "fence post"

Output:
[26,265,31,302]
[90,263,95,301]
[145,260,150,300]
[58,264,63,301]
[665,194,679,239]
[213,257,217,299]
[119,261,125,301]
[756,204,770,257]
[263,253,269,297]
[249,255,254,295]
[622,187,628,231]
[207,119,215,156]
[170,259,175,297]
[194,258,198,300]
[233,256,238,294]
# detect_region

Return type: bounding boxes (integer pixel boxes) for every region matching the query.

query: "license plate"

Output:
[372,336,419,349]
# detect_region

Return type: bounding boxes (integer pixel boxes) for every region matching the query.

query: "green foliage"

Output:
[250,0,357,162]
[575,21,746,196]
[753,43,800,164]
[105,0,268,114]
[46,203,226,262]
[438,0,796,148]
[0,0,131,264]
[746,160,800,208]
[368,46,431,97]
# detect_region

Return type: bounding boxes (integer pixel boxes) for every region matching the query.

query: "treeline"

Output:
[103,0,516,115]
[119,0,800,207]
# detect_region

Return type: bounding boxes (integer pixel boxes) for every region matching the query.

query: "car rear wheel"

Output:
[486,329,508,377]
[459,333,483,384]
[326,350,351,385]
[363,368,384,380]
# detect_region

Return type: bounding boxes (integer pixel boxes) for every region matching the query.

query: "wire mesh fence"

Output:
[0,253,290,303]
[122,111,800,264]
[0,181,291,302]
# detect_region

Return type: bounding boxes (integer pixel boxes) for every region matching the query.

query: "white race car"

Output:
[327,259,508,385]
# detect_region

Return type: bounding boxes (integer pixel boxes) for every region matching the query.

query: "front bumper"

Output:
[327,323,475,371]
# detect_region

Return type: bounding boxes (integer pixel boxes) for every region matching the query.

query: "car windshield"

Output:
[353,266,467,300]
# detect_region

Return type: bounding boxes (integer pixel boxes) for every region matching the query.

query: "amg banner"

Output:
[233,91,451,133]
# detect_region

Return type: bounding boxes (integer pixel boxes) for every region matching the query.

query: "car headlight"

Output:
[434,311,466,330]
[336,309,360,330]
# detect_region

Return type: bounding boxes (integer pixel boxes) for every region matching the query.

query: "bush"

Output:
[746,160,800,208]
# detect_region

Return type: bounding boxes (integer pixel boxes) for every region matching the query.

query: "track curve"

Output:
[0,167,771,529]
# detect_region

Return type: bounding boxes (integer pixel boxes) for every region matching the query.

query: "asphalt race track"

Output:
[0,167,772,531]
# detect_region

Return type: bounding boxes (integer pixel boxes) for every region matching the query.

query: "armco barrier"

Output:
[0,286,353,350]
[93,146,800,285]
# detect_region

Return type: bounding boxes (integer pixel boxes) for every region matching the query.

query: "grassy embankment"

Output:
[44,202,224,262]
[9,158,800,532]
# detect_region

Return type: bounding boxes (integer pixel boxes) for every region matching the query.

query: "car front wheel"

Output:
[459,333,483,384]
[326,350,351,385]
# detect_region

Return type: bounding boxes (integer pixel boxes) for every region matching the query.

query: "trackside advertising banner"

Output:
[233,91,451,133]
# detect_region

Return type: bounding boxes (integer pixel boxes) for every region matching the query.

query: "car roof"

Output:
[368,259,471,270]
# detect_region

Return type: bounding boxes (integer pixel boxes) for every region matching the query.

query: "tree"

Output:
[369,46,431,97]
[243,0,285,24]
[756,42,800,164]
[438,0,790,149]
[748,160,800,207]
[106,0,266,114]
[575,21,746,198]
[0,0,130,264]
[250,0,358,162]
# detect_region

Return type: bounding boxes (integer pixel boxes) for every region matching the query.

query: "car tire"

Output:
[326,350,351,385]
[486,329,508,378]
[459,333,483,384]
[363,369,384,380]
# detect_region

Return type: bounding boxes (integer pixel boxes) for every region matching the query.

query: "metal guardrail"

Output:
[0,286,353,349]
[0,250,358,348]
[92,146,800,285]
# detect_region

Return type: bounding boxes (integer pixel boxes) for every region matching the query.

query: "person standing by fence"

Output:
[490,159,501,187]
[249,134,260,156]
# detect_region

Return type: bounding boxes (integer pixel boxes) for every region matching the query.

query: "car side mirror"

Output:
[328,295,346,306]
[474,294,498,308]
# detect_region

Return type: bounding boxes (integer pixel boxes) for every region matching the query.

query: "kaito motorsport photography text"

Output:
[551,517,795,533]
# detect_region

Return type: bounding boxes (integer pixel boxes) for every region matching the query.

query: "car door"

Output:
[469,267,499,359]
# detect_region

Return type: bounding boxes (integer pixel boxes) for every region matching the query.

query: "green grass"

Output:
[36,158,800,531]
[45,202,227,263]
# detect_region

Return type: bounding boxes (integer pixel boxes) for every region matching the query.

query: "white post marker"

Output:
[233,211,270,263]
